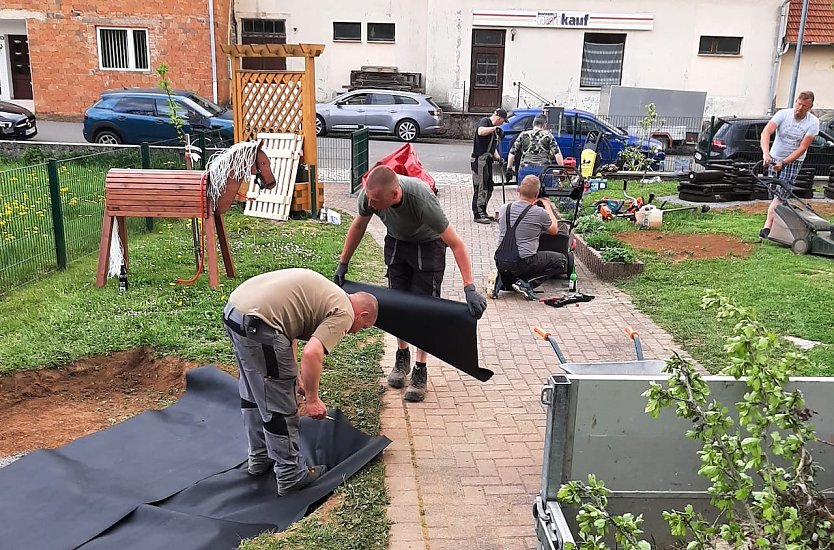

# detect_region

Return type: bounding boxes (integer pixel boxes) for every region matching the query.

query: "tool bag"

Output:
[494,202,534,273]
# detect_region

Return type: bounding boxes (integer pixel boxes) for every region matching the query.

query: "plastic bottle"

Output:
[568,267,577,293]
[118,264,128,293]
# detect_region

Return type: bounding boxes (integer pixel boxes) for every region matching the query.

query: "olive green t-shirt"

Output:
[357,176,449,242]
[228,268,354,353]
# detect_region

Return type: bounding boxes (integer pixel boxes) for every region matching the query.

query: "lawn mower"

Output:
[750,161,834,257]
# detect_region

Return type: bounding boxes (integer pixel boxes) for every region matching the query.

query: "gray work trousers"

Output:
[471,153,494,217]
[223,305,309,496]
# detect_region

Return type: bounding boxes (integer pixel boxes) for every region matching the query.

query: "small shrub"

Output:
[20,147,48,165]
[600,247,636,264]
[583,233,621,251]
[574,215,606,235]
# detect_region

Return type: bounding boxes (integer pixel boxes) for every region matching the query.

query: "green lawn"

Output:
[0,207,391,549]
[579,180,834,374]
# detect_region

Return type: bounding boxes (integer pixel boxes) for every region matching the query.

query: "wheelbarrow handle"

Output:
[533,327,567,364]
[624,326,644,361]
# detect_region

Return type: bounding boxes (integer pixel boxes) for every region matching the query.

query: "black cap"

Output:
[495,108,508,119]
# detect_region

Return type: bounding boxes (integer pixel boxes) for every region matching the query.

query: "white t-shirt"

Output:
[769,108,819,161]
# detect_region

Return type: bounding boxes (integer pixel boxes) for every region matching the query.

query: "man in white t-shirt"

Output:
[759,90,819,239]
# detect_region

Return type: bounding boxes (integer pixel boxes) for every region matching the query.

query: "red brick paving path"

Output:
[325,181,686,550]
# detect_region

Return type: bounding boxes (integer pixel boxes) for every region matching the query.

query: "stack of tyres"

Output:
[677,160,755,202]
[788,168,816,200]
[824,166,834,200]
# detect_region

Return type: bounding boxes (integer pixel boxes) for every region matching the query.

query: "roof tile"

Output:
[786,0,834,44]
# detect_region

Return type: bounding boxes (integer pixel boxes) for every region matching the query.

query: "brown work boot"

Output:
[388,348,411,389]
[404,364,427,402]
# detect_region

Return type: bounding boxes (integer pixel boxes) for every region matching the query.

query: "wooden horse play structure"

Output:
[221,43,324,214]
[95,141,276,289]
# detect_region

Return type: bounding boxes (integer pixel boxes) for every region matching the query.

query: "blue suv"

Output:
[498,108,665,170]
[83,88,234,145]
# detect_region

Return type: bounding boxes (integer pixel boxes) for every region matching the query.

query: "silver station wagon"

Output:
[315,89,445,142]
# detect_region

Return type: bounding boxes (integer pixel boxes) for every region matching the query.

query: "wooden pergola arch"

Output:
[221,43,325,211]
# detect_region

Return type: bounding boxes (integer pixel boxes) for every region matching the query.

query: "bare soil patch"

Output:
[0,347,203,455]
[729,200,834,217]
[615,232,754,262]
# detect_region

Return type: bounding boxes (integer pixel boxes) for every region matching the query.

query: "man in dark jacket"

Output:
[471,108,507,224]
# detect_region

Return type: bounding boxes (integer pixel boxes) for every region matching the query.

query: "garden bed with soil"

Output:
[574,234,644,281]
[728,200,834,217]
[0,347,201,456]
[614,232,754,262]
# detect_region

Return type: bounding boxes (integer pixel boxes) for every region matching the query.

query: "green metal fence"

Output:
[54,148,143,266]
[0,139,219,296]
[350,127,369,194]
[0,162,54,292]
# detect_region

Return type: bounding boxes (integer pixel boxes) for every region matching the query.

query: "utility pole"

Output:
[786,0,810,107]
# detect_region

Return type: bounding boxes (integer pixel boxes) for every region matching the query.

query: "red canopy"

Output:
[361,143,437,194]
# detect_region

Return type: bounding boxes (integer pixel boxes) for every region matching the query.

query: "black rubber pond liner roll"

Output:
[688,170,726,183]
[342,280,494,382]
[0,367,390,550]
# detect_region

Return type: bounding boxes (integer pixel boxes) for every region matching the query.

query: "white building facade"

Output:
[234,0,831,116]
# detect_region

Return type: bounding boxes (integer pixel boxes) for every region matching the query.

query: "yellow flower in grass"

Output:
[36,211,45,217]
[60,187,69,194]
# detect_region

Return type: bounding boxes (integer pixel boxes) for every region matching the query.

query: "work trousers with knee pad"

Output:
[224,307,309,496]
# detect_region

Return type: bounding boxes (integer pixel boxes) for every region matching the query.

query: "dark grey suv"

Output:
[694,116,834,176]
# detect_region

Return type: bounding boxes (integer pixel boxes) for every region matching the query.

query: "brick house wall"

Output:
[3,1,231,119]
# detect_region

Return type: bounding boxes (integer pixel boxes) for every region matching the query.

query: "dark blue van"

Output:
[83,88,233,145]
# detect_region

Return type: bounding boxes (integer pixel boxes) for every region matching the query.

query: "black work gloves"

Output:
[333,262,349,286]
[463,284,487,319]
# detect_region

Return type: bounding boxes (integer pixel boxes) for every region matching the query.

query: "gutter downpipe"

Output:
[208,0,219,103]
[767,0,791,115]
[786,0,811,108]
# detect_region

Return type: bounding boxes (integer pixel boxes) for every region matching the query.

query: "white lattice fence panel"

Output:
[243,132,304,221]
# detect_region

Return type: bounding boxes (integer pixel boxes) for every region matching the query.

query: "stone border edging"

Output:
[574,234,644,281]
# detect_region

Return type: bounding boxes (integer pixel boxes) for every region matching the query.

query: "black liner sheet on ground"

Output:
[0,366,390,550]
[342,280,493,382]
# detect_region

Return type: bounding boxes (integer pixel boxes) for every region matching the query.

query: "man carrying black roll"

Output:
[471,108,508,224]
[333,166,487,403]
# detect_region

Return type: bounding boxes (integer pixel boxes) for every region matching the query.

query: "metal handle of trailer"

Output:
[534,495,575,550]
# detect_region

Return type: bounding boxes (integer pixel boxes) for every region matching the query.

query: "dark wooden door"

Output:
[9,35,33,100]
[468,29,505,112]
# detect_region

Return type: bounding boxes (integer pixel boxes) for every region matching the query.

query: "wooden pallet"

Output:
[243,133,304,221]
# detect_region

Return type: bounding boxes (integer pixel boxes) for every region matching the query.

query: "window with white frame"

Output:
[97,28,150,71]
